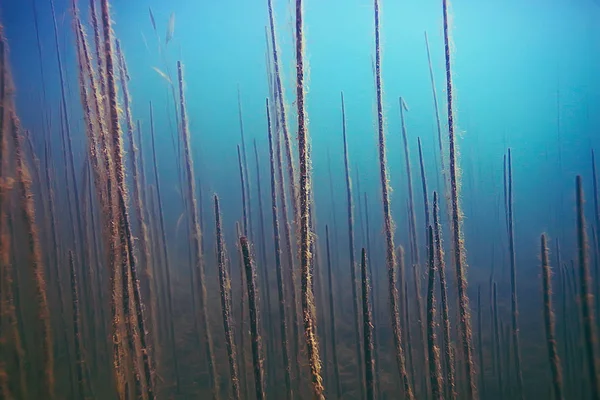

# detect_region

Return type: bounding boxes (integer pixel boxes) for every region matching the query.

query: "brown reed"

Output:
[441,0,477,397]
[176,61,219,398]
[575,175,600,400]
[477,285,485,398]
[11,112,54,398]
[295,1,324,397]
[214,195,241,400]
[340,91,365,398]
[540,233,564,400]
[148,102,180,389]
[267,0,299,226]
[360,248,375,400]
[68,250,87,399]
[426,226,443,400]
[237,86,254,240]
[266,97,293,400]
[235,222,251,400]
[240,236,266,400]
[238,145,249,236]
[424,31,445,184]
[491,281,503,398]
[373,1,413,398]
[433,191,455,400]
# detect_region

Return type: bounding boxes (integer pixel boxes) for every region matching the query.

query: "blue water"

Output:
[1,0,600,398]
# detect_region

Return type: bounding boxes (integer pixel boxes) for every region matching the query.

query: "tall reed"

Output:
[442,0,477,396]
[69,250,87,399]
[295,1,324,397]
[215,195,241,400]
[240,237,266,400]
[11,112,54,398]
[266,98,293,400]
[148,102,180,389]
[506,149,524,399]
[540,233,564,400]
[361,248,375,400]
[373,1,413,397]
[325,226,342,399]
[427,226,443,400]
[176,61,219,398]
[477,285,485,398]
[432,191,455,399]
[575,175,600,400]
[340,91,365,398]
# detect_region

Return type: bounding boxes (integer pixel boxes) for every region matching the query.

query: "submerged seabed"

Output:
[0,0,598,399]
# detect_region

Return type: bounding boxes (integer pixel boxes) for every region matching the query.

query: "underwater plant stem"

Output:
[215,195,241,400]
[442,0,478,397]
[427,226,443,400]
[11,112,55,398]
[267,98,293,400]
[540,234,564,400]
[433,191,455,400]
[373,0,413,398]
[340,91,366,398]
[149,102,180,390]
[325,226,342,399]
[507,149,524,400]
[295,1,324,397]
[576,175,600,400]
[240,237,266,400]
[69,250,87,399]
[360,248,376,400]
[176,61,219,399]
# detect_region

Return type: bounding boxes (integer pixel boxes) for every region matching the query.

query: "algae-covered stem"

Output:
[507,149,524,400]
[267,98,293,400]
[215,195,241,400]
[360,248,375,400]
[426,226,443,400]
[441,0,478,397]
[540,234,564,400]
[373,0,414,397]
[149,102,180,390]
[11,112,55,398]
[176,61,219,399]
[340,91,366,399]
[68,250,87,399]
[240,237,266,400]
[575,176,600,400]
[294,0,324,397]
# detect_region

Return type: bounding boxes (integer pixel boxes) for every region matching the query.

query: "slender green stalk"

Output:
[360,248,375,400]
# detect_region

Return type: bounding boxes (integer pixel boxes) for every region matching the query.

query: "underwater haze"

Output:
[0,0,599,399]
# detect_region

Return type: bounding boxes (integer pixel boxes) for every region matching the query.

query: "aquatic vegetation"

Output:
[0,0,596,399]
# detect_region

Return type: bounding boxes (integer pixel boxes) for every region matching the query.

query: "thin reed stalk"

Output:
[575,175,600,400]
[492,281,503,398]
[442,1,477,396]
[176,61,219,398]
[427,226,443,400]
[361,248,375,400]
[11,112,54,398]
[240,237,266,400]
[69,250,87,399]
[477,285,485,398]
[237,87,253,240]
[238,145,249,236]
[295,1,324,397]
[540,234,564,400]
[373,1,413,397]
[325,226,342,399]
[424,31,445,186]
[340,91,365,398]
[266,98,293,400]
[148,102,180,390]
[100,3,155,397]
[506,149,524,399]
[215,195,241,400]
[433,191,455,400]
